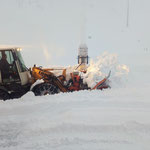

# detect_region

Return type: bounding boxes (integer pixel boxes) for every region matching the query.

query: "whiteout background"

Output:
[0,0,150,67]
[0,0,150,149]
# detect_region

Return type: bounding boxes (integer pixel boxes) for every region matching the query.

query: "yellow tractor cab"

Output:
[0,48,31,100]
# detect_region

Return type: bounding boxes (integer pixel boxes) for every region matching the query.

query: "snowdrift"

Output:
[0,85,150,150]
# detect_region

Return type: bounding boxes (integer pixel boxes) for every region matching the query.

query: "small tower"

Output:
[77,44,89,72]
[78,44,89,64]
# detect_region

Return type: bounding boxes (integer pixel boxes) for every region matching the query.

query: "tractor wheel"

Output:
[32,83,59,96]
[0,90,10,100]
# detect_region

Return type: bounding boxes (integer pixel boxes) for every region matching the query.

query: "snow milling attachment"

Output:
[30,70,111,97]
[92,71,111,90]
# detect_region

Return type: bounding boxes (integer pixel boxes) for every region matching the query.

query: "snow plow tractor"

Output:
[0,48,110,100]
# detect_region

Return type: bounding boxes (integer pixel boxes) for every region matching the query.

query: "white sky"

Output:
[0,0,150,67]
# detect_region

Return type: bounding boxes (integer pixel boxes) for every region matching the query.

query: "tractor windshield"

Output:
[0,50,20,83]
[16,50,28,72]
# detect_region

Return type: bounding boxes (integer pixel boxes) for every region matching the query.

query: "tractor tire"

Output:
[32,83,59,96]
[0,90,10,100]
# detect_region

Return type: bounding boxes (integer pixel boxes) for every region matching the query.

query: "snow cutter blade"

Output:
[92,71,111,90]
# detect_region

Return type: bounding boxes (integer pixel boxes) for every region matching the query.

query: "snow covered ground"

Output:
[0,85,150,150]
[0,56,150,150]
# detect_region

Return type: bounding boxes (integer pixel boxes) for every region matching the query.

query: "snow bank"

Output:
[0,84,150,150]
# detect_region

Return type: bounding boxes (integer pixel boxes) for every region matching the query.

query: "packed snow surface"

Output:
[0,53,150,150]
[0,86,150,150]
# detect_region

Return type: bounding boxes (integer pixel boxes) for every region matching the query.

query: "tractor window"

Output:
[5,50,19,73]
[16,50,27,72]
[5,51,14,64]
[0,50,20,83]
[0,50,15,65]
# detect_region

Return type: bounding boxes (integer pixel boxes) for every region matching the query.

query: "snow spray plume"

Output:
[79,0,87,45]
[79,16,86,45]
[83,52,129,88]
[41,44,51,62]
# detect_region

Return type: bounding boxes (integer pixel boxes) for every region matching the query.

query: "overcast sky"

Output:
[0,0,150,67]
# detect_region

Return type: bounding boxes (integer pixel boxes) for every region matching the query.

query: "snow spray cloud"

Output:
[79,15,86,45]
[41,44,51,62]
[78,0,87,45]
[40,43,66,66]
[83,52,129,88]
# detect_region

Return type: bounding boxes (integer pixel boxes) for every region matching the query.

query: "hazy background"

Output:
[0,0,150,70]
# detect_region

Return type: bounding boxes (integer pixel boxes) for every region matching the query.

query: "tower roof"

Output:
[78,43,88,49]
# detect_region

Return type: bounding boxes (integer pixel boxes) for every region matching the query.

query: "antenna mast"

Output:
[126,0,130,27]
